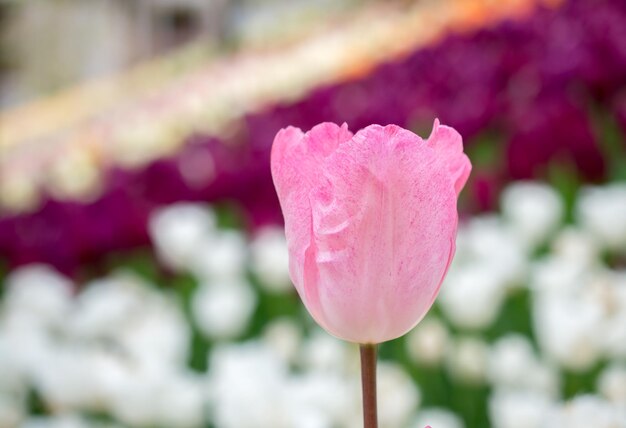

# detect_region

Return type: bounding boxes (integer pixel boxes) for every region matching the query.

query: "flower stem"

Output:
[359,343,378,428]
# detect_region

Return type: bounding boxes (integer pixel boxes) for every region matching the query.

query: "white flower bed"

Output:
[1,181,625,428]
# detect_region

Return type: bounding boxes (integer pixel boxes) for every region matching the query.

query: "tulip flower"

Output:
[271,119,470,427]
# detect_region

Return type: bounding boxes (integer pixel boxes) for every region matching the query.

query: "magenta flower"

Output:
[271,119,471,344]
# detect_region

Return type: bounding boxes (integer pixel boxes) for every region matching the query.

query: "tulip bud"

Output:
[271,120,470,344]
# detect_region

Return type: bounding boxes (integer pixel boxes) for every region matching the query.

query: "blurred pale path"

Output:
[0,0,560,214]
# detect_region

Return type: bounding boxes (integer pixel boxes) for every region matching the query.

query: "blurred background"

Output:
[1,0,625,427]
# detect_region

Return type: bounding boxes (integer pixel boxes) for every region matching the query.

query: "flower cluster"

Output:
[1,180,625,428]
[2,0,626,273]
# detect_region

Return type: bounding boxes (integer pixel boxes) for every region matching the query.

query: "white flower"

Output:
[19,414,92,428]
[524,363,561,399]
[0,334,26,394]
[300,332,352,374]
[405,317,450,366]
[531,256,626,366]
[108,367,161,427]
[542,395,625,428]
[533,293,603,371]
[118,294,190,366]
[551,227,599,267]
[457,215,528,287]
[250,227,291,292]
[489,389,554,428]
[153,373,206,428]
[600,272,626,359]
[192,280,257,340]
[487,334,560,396]
[3,264,73,326]
[207,340,355,428]
[0,313,55,383]
[208,342,289,428]
[287,372,351,428]
[32,347,93,410]
[263,318,302,364]
[529,255,589,297]
[149,203,217,271]
[108,361,204,428]
[288,410,331,428]
[377,362,421,428]
[70,272,190,367]
[598,364,626,406]
[445,337,488,384]
[576,183,626,250]
[32,347,147,413]
[69,273,152,338]
[603,310,626,359]
[439,264,506,329]
[0,393,25,428]
[413,408,465,428]
[190,231,247,281]
[501,181,563,249]
[489,335,536,382]
[78,349,130,407]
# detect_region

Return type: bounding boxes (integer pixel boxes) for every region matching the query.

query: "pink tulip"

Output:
[271,119,470,344]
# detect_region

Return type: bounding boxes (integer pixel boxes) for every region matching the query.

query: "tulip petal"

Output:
[271,123,353,328]
[427,119,472,195]
[306,125,458,343]
[272,121,469,344]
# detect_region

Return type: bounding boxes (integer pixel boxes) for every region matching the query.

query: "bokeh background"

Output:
[1,0,625,427]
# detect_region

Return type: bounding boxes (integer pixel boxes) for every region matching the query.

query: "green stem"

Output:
[360,343,378,428]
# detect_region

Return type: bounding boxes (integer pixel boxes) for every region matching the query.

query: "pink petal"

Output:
[305,124,458,343]
[271,123,352,328]
[272,121,470,344]
[427,119,472,195]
